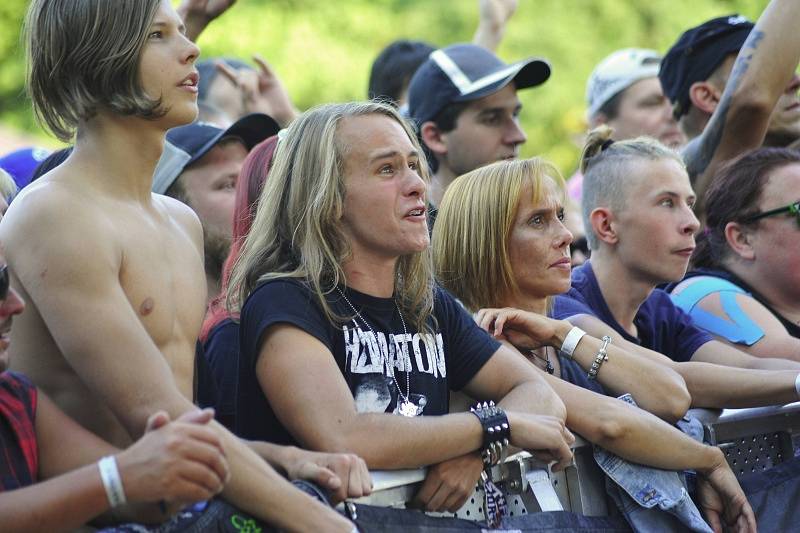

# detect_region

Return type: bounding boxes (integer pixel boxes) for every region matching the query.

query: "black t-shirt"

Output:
[235,278,500,445]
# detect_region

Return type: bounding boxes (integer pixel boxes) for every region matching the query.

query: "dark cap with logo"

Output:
[152,113,280,194]
[407,43,551,126]
[659,14,754,119]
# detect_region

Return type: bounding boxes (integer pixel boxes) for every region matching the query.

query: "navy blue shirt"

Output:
[557,354,606,395]
[236,278,500,445]
[199,319,240,431]
[552,262,712,363]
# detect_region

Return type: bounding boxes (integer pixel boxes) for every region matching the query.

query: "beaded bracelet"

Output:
[470,401,510,468]
[587,335,611,380]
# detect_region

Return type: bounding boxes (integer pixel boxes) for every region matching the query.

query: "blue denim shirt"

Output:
[594,394,712,533]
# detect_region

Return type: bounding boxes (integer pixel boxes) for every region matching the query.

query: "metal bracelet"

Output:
[587,335,611,380]
[470,401,510,468]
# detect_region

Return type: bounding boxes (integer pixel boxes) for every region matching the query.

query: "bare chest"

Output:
[116,215,207,351]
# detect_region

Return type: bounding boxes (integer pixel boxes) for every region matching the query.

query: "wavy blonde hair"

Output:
[228,101,435,332]
[432,157,565,312]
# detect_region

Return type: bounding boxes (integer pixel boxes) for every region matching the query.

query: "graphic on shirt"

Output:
[343,324,443,415]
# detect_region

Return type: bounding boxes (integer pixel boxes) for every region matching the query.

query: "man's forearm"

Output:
[0,462,137,532]
[677,363,799,408]
[215,423,347,532]
[305,412,483,470]
[496,379,566,421]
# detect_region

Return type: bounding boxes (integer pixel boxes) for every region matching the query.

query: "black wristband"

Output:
[470,401,510,466]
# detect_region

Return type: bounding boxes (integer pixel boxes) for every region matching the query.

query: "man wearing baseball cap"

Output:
[408,43,550,208]
[658,1,800,212]
[153,113,280,300]
[586,48,684,149]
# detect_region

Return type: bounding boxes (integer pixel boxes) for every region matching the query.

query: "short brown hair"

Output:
[25,0,164,141]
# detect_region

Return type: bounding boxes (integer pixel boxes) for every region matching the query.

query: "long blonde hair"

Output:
[432,157,564,312]
[228,101,435,332]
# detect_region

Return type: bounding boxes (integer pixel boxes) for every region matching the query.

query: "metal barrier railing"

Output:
[350,403,800,521]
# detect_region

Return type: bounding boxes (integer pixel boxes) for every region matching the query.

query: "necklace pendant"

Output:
[545,359,554,375]
[398,400,418,417]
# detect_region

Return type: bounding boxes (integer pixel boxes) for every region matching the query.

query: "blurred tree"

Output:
[0,0,770,173]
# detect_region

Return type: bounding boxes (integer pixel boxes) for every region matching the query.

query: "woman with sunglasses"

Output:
[669,147,800,360]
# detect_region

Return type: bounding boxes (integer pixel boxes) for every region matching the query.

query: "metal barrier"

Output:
[689,402,800,478]
[352,436,612,520]
[352,403,800,521]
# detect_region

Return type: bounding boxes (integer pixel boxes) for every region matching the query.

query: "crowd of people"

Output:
[0,0,798,531]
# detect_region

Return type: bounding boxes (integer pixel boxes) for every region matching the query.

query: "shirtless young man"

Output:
[1,2,360,530]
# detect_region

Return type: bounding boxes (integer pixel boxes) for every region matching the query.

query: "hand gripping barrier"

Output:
[349,436,612,521]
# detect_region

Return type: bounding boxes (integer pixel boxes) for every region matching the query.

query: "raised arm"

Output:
[472,0,518,51]
[176,0,237,42]
[568,313,800,408]
[258,324,573,470]
[0,197,353,533]
[684,0,800,210]
[475,307,691,422]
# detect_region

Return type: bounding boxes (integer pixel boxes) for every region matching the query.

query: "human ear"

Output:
[589,207,618,245]
[420,121,448,157]
[688,81,722,115]
[724,222,756,260]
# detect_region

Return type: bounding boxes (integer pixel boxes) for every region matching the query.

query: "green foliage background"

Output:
[0,0,769,174]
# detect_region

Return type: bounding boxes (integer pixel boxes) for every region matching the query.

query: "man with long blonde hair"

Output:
[228,100,577,514]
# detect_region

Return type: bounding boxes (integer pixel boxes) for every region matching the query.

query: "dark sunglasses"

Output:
[741,200,800,227]
[0,265,7,301]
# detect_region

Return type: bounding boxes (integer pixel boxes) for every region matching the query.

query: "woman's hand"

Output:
[475,307,569,350]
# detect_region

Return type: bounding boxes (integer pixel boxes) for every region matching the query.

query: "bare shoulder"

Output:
[153,193,202,248]
[0,176,116,260]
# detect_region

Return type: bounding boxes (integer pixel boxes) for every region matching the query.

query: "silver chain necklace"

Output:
[336,287,419,417]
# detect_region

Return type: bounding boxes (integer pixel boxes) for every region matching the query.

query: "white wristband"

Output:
[795,373,800,399]
[98,455,127,508]
[560,326,587,358]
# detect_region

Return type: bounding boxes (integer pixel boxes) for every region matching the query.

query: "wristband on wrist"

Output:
[470,401,510,468]
[587,335,612,380]
[98,455,127,508]
[560,326,587,359]
[795,373,800,399]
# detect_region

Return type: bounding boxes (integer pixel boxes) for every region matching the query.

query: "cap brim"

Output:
[453,57,551,103]
[186,113,281,167]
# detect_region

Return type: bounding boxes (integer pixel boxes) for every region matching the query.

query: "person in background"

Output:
[669,147,800,360]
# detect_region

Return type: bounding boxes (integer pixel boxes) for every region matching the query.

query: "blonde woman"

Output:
[432,157,756,531]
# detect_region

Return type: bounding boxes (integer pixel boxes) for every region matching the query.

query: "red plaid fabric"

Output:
[0,371,38,491]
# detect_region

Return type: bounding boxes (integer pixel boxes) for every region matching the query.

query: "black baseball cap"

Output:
[407,43,551,126]
[152,113,280,194]
[659,14,754,119]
